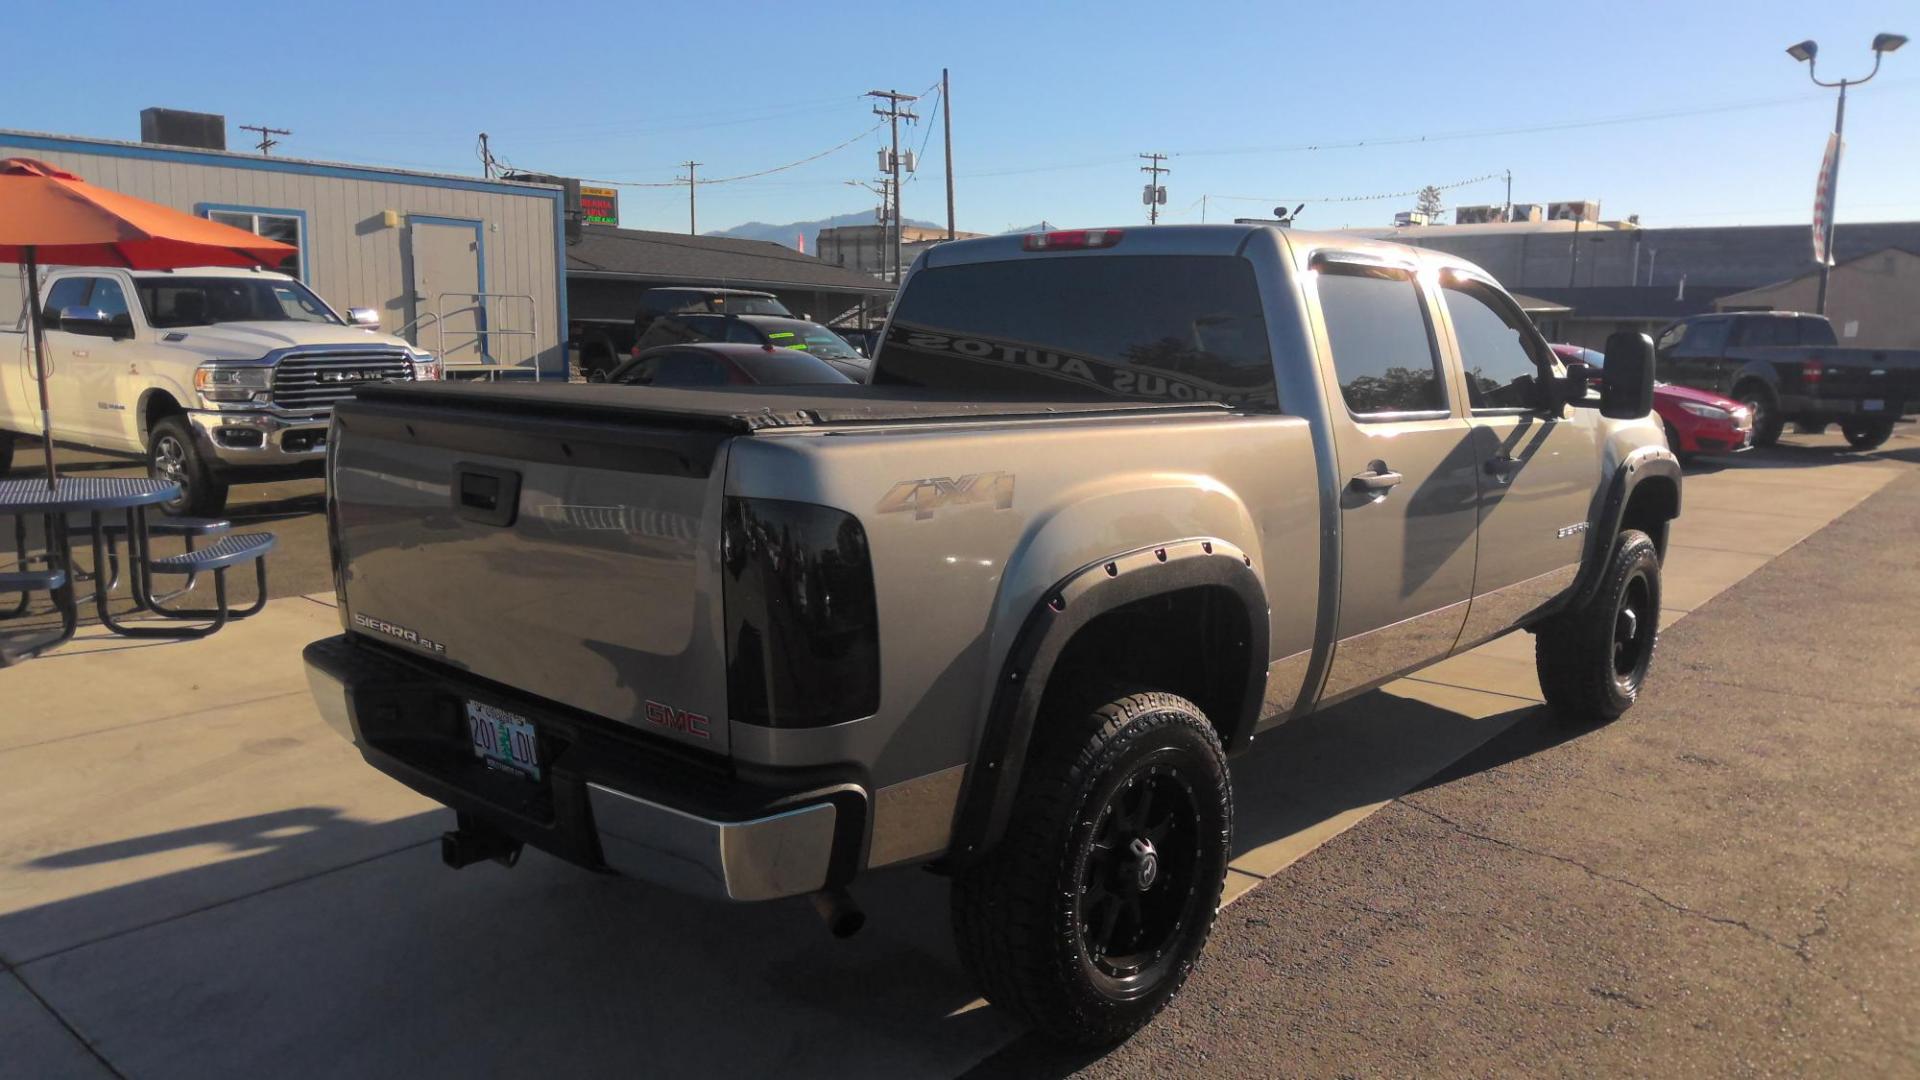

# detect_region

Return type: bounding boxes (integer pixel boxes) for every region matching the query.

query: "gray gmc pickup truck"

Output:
[305,225,1679,1045]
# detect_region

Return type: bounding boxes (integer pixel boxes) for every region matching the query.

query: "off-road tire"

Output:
[147,416,229,517]
[0,429,14,477]
[1839,417,1895,451]
[1535,529,1662,725]
[952,691,1231,1047]
[1735,383,1783,447]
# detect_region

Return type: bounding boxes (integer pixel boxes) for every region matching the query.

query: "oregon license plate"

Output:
[1863,399,1885,412]
[467,700,540,780]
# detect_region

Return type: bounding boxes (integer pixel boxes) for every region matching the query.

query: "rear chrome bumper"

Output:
[587,784,839,901]
[188,409,329,465]
[303,635,859,902]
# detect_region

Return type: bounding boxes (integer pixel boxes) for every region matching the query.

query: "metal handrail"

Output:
[431,292,541,382]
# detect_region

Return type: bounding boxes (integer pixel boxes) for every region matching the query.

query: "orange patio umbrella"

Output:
[0,157,297,486]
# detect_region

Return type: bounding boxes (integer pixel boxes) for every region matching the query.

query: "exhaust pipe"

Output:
[441,815,523,869]
[809,888,865,939]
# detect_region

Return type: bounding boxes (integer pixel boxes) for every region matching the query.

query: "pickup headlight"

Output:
[194,364,272,404]
[1678,401,1732,420]
[410,352,443,381]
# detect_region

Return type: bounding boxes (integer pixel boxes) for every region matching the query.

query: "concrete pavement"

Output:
[0,432,1910,1076]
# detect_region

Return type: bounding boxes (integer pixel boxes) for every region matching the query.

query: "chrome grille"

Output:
[271,349,413,412]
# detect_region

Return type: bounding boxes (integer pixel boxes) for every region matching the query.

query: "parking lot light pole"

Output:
[1787,32,1906,313]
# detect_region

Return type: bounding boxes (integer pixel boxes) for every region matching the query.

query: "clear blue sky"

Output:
[8,0,1916,235]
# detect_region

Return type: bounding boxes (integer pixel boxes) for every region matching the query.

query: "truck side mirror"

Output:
[58,307,134,341]
[348,307,381,329]
[1600,331,1656,419]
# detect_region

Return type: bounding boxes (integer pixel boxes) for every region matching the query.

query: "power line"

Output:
[590,119,887,188]
[1203,171,1505,207]
[959,80,1919,180]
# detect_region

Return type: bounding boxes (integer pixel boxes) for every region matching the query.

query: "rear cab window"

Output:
[874,255,1278,409]
[1314,262,1447,417]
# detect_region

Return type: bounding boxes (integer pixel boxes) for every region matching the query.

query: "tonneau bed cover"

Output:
[352,381,1231,432]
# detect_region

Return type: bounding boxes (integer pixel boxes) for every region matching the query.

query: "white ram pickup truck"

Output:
[0,266,438,515]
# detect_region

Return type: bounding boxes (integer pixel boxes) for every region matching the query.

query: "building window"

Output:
[202,207,304,280]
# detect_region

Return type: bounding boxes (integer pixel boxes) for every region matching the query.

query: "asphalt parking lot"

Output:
[2,424,1916,1077]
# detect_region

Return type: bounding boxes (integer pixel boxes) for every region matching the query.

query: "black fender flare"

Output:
[1568,448,1682,611]
[944,538,1269,868]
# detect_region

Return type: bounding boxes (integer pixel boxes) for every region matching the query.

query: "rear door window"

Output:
[1316,263,1447,416]
[876,255,1277,409]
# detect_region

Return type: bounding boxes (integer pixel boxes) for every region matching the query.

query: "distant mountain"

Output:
[705,211,944,253]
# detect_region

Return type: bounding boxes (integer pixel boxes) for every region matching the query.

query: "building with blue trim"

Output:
[0,128,567,378]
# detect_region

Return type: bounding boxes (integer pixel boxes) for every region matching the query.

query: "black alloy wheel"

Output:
[1078,761,1206,998]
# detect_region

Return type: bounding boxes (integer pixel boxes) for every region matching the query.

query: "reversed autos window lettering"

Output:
[1314,261,1449,419]
[874,255,1280,410]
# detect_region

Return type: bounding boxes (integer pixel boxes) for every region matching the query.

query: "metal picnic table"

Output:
[0,476,276,659]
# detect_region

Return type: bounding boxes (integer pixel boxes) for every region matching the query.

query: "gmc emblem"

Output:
[644,699,712,740]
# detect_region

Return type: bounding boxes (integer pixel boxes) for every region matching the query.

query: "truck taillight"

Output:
[721,497,880,729]
[1803,357,1824,384]
[1023,228,1125,252]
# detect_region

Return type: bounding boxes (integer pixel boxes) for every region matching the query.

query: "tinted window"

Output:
[46,277,91,316]
[1317,265,1445,415]
[87,278,131,319]
[1666,318,1728,356]
[876,255,1276,408]
[723,321,764,345]
[1443,280,1544,410]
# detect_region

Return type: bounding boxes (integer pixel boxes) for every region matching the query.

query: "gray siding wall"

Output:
[0,136,564,373]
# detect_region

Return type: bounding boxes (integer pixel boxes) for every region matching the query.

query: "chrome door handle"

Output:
[1348,468,1403,494]
[1484,454,1520,482]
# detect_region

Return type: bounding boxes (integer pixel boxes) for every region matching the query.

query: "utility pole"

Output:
[681,160,701,236]
[942,69,956,241]
[240,124,289,156]
[1139,153,1169,224]
[1503,169,1513,221]
[867,89,920,283]
[478,133,496,178]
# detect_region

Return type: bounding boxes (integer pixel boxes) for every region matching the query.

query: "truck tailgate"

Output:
[329,397,733,754]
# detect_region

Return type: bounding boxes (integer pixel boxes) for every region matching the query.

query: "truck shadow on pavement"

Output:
[6,688,1551,1079]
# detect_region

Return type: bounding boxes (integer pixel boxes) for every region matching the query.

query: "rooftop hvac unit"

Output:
[1547,200,1600,223]
[1453,205,1509,225]
[1393,210,1434,227]
[140,107,226,151]
[1509,203,1545,222]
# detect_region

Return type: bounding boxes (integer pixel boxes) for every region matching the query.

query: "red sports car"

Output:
[1552,345,1753,461]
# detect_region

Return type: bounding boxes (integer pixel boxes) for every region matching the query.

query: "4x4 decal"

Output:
[877,472,1016,520]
